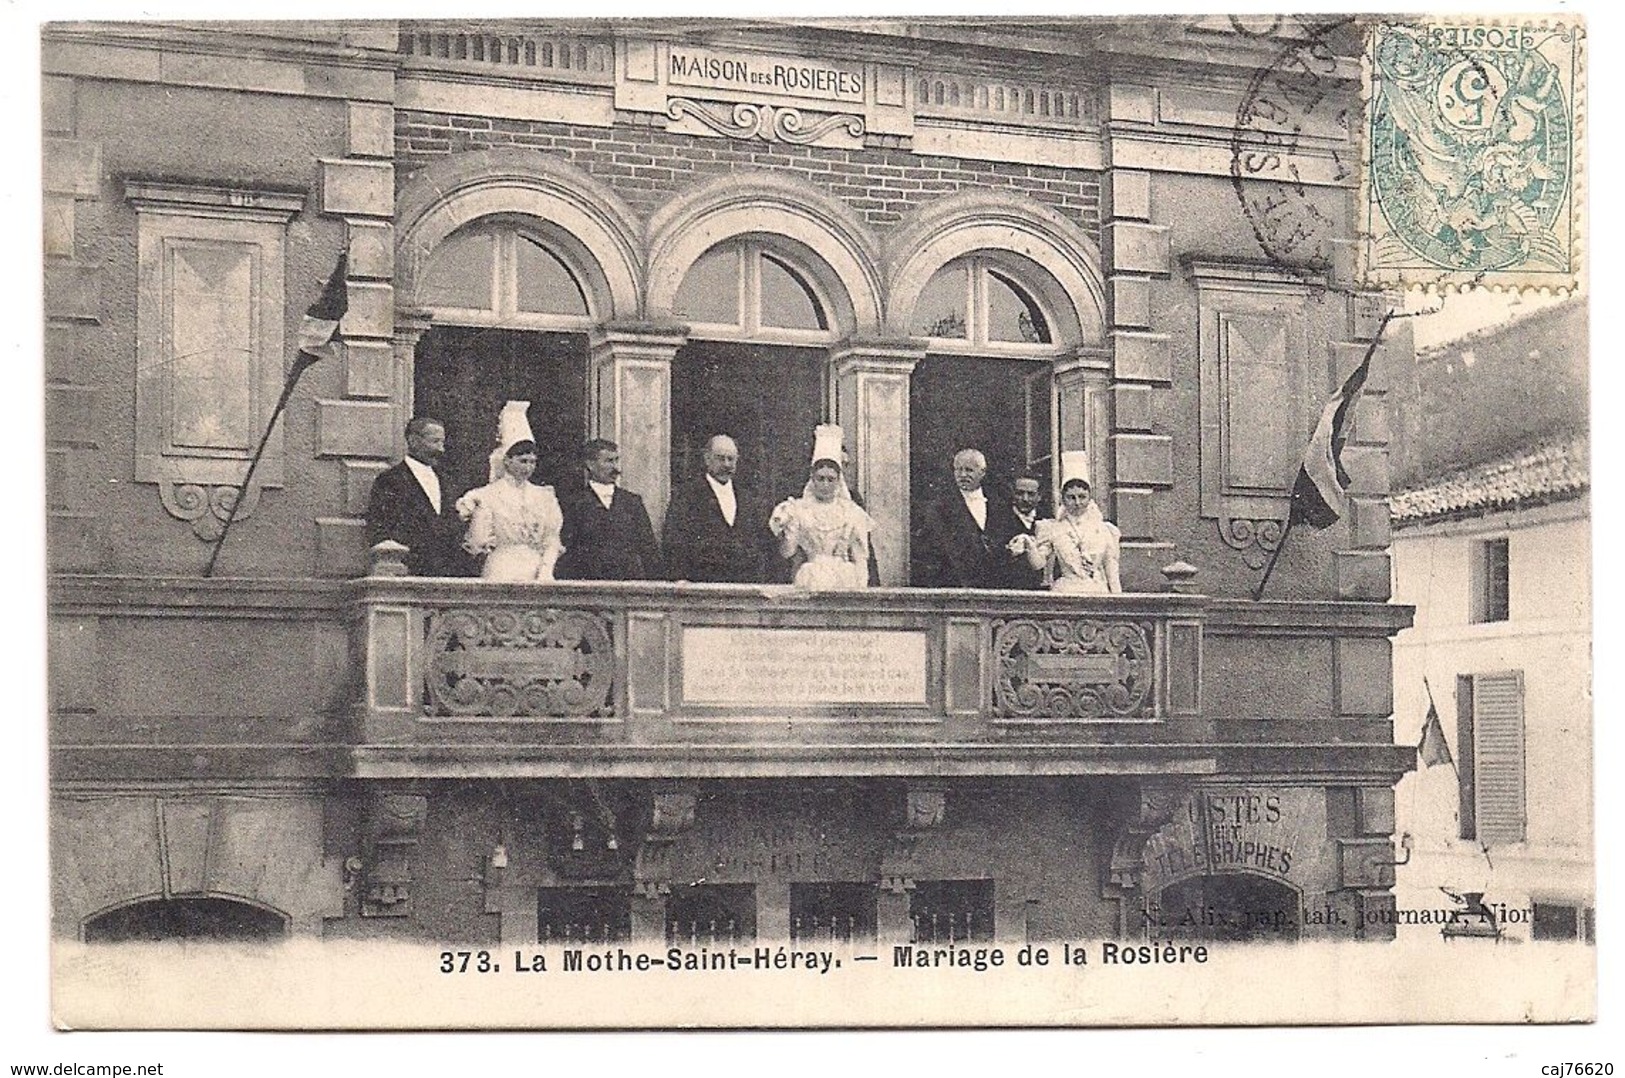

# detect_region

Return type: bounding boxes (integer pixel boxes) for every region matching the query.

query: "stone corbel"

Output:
[159,476,263,542]
[632,790,697,900]
[880,784,948,895]
[1105,778,1195,897]
[1217,513,1287,571]
[360,792,428,918]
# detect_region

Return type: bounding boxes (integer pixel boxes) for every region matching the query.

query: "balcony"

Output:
[349,576,1211,779]
[47,572,1413,785]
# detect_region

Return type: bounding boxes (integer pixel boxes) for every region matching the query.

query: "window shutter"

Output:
[1472,671,1526,845]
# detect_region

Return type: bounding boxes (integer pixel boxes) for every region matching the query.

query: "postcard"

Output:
[37,10,1592,1032]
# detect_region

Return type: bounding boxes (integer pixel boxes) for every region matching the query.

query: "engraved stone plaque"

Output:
[681,627,928,706]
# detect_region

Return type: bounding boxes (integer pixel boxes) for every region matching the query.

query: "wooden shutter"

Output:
[1472,671,1526,845]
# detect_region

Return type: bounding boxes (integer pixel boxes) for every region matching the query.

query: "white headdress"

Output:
[1058,449,1104,523]
[489,400,534,482]
[805,423,853,501]
[1060,450,1090,488]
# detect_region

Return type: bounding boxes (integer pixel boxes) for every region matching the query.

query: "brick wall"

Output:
[396,110,1100,232]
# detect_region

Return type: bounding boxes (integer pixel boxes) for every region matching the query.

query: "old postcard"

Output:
[32,8,1596,1042]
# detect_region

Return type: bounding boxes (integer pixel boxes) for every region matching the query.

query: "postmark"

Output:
[1360,18,1584,292]
[1229,16,1360,276]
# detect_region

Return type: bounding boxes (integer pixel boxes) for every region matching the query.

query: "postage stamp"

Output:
[1360,18,1585,291]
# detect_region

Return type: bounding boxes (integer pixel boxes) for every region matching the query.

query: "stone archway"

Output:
[886,190,1108,344]
[83,895,290,943]
[396,147,645,320]
[645,172,885,336]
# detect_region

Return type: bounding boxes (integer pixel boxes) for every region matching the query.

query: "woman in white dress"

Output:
[768,424,874,591]
[1011,452,1121,595]
[456,402,565,582]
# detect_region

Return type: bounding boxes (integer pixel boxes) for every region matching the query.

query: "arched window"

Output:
[84,896,289,943]
[673,239,833,341]
[419,220,592,327]
[910,256,1060,352]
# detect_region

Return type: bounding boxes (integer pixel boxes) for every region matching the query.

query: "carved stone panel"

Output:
[425,607,615,718]
[1192,263,1326,545]
[126,181,305,542]
[666,97,865,147]
[990,617,1155,720]
[361,793,427,918]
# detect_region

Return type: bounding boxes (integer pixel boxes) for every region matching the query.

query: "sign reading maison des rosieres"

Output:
[668,47,866,104]
[682,627,927,706]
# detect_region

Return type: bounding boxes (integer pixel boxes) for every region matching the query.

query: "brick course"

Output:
[396,109,1100,231]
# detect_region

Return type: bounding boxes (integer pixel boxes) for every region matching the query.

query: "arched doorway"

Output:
[84,896,289,943]
[669,236,846,529]
[411,217,600,522]
[906,253,1075,574]
[1150,873,1303,942]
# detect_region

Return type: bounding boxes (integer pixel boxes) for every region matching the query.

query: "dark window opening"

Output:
[789,882,877,944]
[1150,874,1302,942]
[1472,537,1511,623]
[1532,903,1593,942]
[537,886,631,944]
[909,879,994,942]
[666,883,757,945]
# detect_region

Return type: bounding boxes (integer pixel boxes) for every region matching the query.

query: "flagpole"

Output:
[203,354,318,578]
[1251,515,1295,601]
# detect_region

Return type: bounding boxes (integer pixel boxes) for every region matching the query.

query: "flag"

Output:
[294,253,348,369]
[1418,699,1453,768]
[1288,339,1375,528]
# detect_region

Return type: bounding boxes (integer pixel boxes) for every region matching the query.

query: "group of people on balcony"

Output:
[366,405,1121,594]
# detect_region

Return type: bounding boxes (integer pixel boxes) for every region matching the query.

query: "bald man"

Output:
[913,448,999,588]
[663,434,773,583]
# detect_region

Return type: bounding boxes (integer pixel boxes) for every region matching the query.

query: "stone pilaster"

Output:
[310,146,398,578]
[1334,292,1405,600]
[44,75,105,571]
[1101,159,1175,577]
[588,321,689,534]
[828,339,924,587]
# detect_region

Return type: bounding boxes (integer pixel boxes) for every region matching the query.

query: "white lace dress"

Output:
[1031,506,1122,594]
[457,478,565,582]
[770,495,873,591]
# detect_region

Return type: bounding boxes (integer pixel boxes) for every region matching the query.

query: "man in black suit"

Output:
[663,434,771,583]
[912,448,998,588]
[365,417,463,576]
[986,472,1047,590]
[557,439,662,581]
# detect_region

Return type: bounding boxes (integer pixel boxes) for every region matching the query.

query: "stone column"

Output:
[588,321,689,537]
[828,339,924,587]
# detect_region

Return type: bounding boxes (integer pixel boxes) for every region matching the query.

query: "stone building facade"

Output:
[45,17,1413,947]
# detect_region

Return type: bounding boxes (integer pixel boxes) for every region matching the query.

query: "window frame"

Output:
[912,255,1069,360]
[675,239,839,346]
[1470,535,1512,624]
[127,181,303,494]
[419,220,596,331]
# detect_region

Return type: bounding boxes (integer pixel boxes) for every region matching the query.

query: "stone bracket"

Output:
[1106,777,1197,897]
[360,792,428,918]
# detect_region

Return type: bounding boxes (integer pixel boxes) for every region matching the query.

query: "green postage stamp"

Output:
[1361,18,1584,291]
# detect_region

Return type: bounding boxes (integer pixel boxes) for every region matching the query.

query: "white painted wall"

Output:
[1390,500,1592,941]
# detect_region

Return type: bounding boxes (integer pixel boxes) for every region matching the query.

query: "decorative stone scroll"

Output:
[666,97,865,145]
[425,607,614,718]
[990,617,1155,719]
[159,480,261,542]
[1217,514,1286,570]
